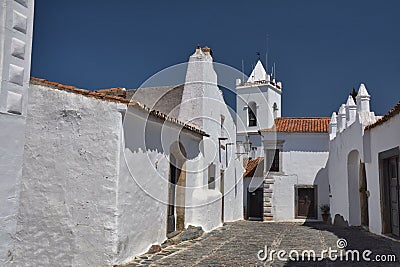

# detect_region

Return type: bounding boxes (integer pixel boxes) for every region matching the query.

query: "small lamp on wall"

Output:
[243,140,252,153]
[218,137,228,163]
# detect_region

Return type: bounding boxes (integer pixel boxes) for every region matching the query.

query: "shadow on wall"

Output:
[312,166,349,227]
[333,214,349,227]
[299,165,329,223]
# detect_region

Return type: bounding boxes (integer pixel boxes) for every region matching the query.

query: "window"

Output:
[248,102,257,127]
[208,163,216,189]
[273,102,278,118]
[267,149,280,172]
[220,115,226,137]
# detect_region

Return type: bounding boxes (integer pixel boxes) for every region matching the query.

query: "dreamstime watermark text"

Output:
[257,238,397,263]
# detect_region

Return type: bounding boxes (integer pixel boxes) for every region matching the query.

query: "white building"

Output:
[13,77,209,266]
[238,61,331,222]
[364,103,399,237]
[0,21,244,264]
[257,118,331,222]
[236,60,282,159]
[328,83,400,238]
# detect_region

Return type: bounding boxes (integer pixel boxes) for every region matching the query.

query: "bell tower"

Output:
[235,60,282,158]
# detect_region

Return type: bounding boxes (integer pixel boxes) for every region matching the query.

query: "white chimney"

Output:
[338,104,347,132]
[346,95,357,127]
[356,83,371,113]
[329,112,337,140]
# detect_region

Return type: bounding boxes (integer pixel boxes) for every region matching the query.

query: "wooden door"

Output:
[359,163,369,227]
[167,160,177,234]
[388,157,399,236]
[247,188,263,220]
[296,186,317,219]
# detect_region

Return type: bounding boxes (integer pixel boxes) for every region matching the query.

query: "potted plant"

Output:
[320,204,330,222]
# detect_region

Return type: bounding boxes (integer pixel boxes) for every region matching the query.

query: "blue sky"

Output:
[31,0,400,117]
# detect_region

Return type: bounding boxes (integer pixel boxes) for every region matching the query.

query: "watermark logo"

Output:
[336,238,347,249]
[257,238,397,263]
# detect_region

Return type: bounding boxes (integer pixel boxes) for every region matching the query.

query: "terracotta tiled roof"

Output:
[95,88,126,98]
[259,117,331,133]
[365,101,400,130]
[244,157,263,177]
[30,77,209,137]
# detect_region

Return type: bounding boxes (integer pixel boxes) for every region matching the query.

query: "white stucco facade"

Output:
[14,84,124,266]
[12,82,219,266]
[179,47,244,226]
[1,0,397,262]
[117,103,208,262]
[5,44,244,265]
[328,117,365,226]
[328,83,399,238]
[327,84,379,228]
[0,0,34,264]
[326,84,400,239]
[262,132,330,222]
[364,111,399,235]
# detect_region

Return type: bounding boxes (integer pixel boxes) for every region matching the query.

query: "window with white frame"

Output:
[248,102,257,127]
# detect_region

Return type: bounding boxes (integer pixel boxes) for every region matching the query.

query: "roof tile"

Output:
[243,157,263,177]
[365,101,400,130]
[30,77,209,137]
[259,117,330,133]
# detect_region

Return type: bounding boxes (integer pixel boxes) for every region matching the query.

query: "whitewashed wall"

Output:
[271,133,329,221]
[179,47,243,227]
[364,113,400,235]
[17,83,232,266]
[0,0,34,264]
[14,84,123,266]
[328,119,364,226]
[327,84,378,227]
[117,106,205,264]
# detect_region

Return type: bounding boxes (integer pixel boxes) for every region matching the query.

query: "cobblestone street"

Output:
[125,221,400,266]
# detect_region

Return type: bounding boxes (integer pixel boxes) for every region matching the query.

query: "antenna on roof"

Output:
[271,64,274,79]
[241,59,245,83]
[273,62,276,80]
[266,35,269,74]
[256,52,260,61]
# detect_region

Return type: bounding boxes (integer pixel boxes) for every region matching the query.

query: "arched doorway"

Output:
[347,150,361,225]
[167,142,186,234]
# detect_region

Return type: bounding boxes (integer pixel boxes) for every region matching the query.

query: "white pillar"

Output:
[356,83,370,113]
[0,0,35,264]
[338,104,346,132]
[329,112,337,140]
[346,95,357,127]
